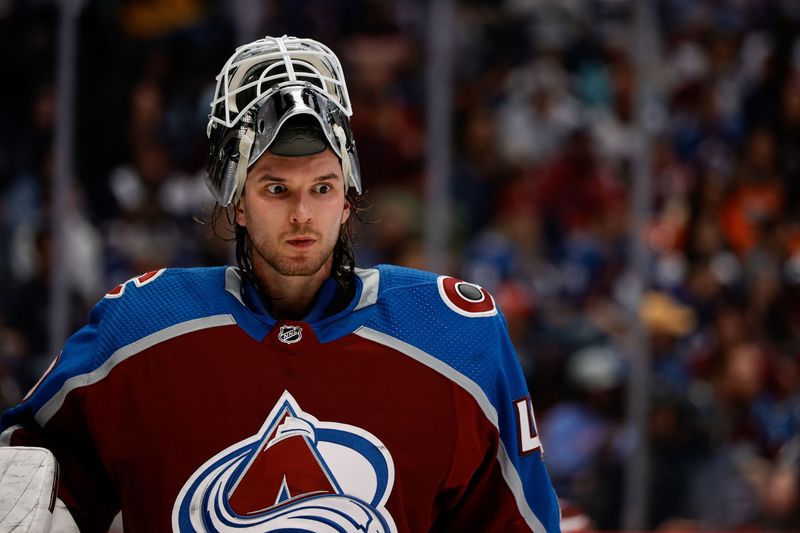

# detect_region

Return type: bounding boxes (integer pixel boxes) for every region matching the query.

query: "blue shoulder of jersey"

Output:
[89,267,231,359]
[0,267,231,431]
[368,264,518,400]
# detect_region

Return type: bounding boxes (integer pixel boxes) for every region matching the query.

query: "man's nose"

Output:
[290,192,312,224]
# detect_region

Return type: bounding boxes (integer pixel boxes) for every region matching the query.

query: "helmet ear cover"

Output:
[205,117,252,207]
[205,127,230,205]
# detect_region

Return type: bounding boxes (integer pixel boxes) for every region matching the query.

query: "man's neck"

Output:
[252,263,332,320]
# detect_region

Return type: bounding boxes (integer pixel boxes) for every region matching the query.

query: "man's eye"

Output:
[266,184,287,194]
[314,183,333,194]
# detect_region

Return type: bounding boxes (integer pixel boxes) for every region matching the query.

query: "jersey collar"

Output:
[223,267,380,343]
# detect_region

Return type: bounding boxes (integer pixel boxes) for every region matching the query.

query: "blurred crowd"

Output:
[1,0,799,530]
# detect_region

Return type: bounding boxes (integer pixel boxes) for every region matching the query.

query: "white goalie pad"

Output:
[0,447,79,533]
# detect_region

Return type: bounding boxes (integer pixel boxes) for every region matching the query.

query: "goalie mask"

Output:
[205,35,362,207]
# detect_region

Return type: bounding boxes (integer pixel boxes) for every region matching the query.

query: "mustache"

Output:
[281,227,322,240]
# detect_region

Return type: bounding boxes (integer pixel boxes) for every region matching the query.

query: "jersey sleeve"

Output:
[436,311,561,532]
[0,301,121,532]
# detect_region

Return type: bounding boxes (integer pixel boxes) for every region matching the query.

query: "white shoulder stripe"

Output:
[224,267,244,304]
[354,268,380,311]
[354,327,547,533]
[35,314,236,427]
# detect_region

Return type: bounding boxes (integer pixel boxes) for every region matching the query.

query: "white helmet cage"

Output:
[204,35,362,207]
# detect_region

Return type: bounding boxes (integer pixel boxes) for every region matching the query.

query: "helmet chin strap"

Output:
[332,123,352,190]
[233,129,255,205]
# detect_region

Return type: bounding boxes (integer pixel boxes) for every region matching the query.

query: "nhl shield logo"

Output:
[278,325,303,344]
[172,390,397,532]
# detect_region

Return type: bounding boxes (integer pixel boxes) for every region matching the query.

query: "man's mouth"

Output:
[286,237,316,248]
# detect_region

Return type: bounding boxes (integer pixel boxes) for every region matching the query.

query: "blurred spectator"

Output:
[541,344,629,530]
[496,57,581,167]
[777,73,800,209]
[2,217,99,397]
[355,184,424,268]
[589,47,637,176]
[104,137,209,284]
[720,127,784,256]
[120,0,205,39]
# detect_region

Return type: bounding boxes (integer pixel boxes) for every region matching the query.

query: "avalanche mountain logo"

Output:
[172,391,397,532]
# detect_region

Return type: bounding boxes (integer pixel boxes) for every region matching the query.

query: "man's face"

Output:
[235,148,350,278]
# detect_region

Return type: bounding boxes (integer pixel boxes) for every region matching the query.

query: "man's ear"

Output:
[341,198,351,225]
[235,197,247,227]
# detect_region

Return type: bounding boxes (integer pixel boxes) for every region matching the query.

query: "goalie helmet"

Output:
[205,35,362,207]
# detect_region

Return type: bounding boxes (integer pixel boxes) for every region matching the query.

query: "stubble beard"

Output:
[249,228,337,278]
